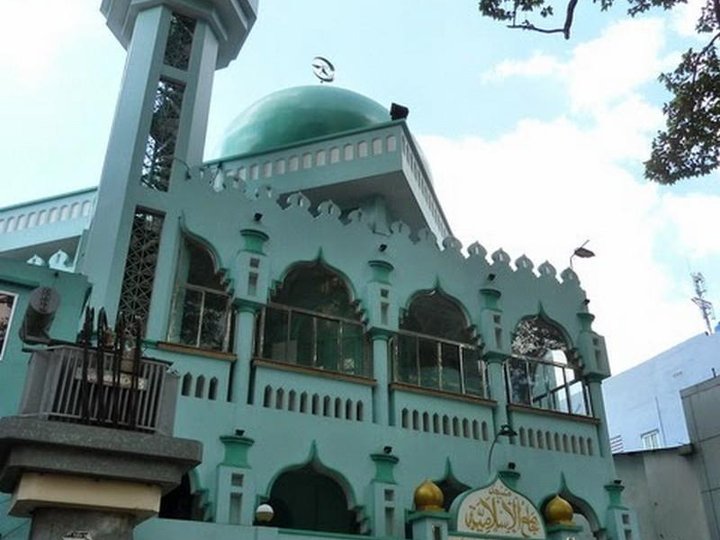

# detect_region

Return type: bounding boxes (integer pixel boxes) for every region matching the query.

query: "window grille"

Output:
[118,209,164,325]
[164,12,196,70]
[141,79,185,191]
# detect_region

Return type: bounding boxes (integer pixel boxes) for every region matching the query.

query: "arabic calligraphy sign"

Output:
[455,480,545,539]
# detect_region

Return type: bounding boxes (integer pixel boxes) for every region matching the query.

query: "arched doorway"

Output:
[266,463,358,533]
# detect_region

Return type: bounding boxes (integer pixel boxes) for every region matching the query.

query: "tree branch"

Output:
[506,0,578,39]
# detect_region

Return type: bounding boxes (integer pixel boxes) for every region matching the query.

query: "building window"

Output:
[0,291,18,361]
[506,316,591,416]
[257,262,368,377]
[141,79,186,192]
[168,237,233,351]
[164,12,196,70]
[393,290,485,397]
[641,430,660,450]
[118,209,165,326]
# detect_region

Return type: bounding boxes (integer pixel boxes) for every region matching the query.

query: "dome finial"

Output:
[544,494,574,526]
[414,479,444,512]
[312,56,335,83]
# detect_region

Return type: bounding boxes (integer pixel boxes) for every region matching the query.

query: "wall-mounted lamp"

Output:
[487,273,496,282]
[487,424,518,473]
[255,503,274,524]
[235,429,245,437]
[254,212,263,223]
[383,446,393,454]
[379,244,388,252]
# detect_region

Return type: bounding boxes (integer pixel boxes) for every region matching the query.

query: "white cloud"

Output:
[421,18,715,373]
[671,0,706,37]
[662,194,720,258]
[482,17,677,114]
[482,52,562,82]
[0,1,100,86]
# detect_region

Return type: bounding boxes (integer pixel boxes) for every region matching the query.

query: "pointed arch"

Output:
[168,231,233,351]
[435,460,471,512]
[507,313,588,415]
[264,443,359,533]
[400,288,474,343]
[540,478,602,539]
[261,259,367,376]
[396,288,483,395]
[271,258,360,318]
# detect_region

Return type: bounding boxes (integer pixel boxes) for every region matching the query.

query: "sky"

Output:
[1,0,718,374]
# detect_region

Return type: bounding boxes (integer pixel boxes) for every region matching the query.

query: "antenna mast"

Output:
[691,272,715,334]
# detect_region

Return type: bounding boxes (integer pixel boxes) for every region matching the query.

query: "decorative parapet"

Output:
[201,122,451,241]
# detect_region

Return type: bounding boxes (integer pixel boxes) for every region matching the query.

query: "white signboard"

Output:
[455,479,545,539]
[0,291,17,362]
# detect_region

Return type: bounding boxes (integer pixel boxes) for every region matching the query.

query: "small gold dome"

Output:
[414,479,444,512]
[544,495,574,526]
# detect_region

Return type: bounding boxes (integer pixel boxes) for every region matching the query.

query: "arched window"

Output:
[181,373,193,396]
[396,291,484,397]
[195,376,205,399]
[507,316,590,416]
[208,377,218,401]
[168,237,233,351]
[267,464,358,533]
[260,262,366,376]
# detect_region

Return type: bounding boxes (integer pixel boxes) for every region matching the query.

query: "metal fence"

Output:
[19,308,175,433]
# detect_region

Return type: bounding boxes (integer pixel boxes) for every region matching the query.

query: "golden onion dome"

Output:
[414,479,444,512]
[544,495,575,526]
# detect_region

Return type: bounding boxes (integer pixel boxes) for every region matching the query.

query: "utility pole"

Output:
[691,272,715,334]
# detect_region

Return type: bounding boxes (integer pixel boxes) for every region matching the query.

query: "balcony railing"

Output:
[391,330,487,398]
[18,309,178,434]
[256,304,370,378]
[504,354,591,416]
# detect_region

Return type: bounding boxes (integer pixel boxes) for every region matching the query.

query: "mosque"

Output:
[0,1,641,539]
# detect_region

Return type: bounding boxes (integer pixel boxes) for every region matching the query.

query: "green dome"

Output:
[219,86,390,157]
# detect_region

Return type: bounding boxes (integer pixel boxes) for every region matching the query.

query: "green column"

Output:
[587,375,612,458]
[232,301,258,404]
[485,352,508,428]
[370,330,391,425]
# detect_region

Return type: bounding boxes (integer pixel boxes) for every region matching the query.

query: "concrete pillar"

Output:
[233,304,257,404]
[485,353,509,430]
[587,376,612,458]
[368,452,401,536]
[370,331,391,425]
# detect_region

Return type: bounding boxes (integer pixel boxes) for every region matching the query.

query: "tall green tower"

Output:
[81,0,258,330]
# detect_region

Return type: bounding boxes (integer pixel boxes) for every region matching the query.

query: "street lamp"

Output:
[569,240,595,269]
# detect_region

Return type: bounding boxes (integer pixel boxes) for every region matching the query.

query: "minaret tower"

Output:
[81,0,257,327]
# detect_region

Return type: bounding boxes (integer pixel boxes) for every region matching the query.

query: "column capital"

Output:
[368,328,394,341]
[483,351,508,365]
[370,452,399,484]
[233,298,263,314]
